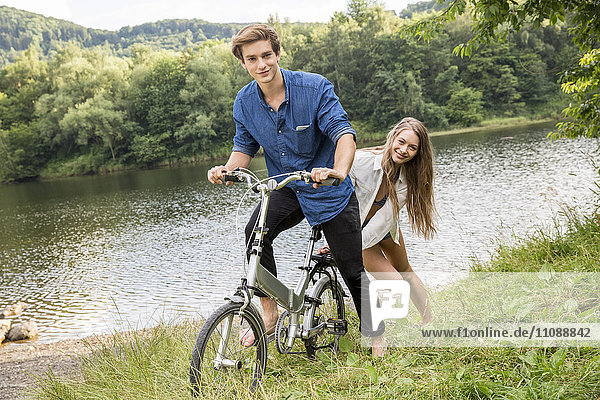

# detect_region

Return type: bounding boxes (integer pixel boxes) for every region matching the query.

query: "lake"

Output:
[1,122,598,343]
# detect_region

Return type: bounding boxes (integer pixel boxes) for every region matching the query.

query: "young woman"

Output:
[322,117,437,355]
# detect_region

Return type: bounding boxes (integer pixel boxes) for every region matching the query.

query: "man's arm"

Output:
[332,133,356,179]
[310,133,356,188]
[207,151,252,185]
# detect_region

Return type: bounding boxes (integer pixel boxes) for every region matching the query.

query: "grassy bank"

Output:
[30,206,600,399]
[354,116,559,145]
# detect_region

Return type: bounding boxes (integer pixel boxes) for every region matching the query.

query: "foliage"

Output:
[0,122,46,182]
[444,87,484,126]
[130,134,169,165]
[129,53,187,161]
[0,1,585,182]
[554,48,600,138]
[401,0,600,138]
[0,6,246,66]
[176,47,236,157]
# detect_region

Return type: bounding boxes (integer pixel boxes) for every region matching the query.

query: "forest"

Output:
[0,1,581,182]
[0,6,247,64]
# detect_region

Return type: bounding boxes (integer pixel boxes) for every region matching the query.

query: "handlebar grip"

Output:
[309,177,340,186]
[223,174,245,183]
[322,177,340,186]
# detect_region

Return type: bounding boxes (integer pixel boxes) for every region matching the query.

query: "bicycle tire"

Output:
[304,276,346,358]
[190,301,267,398]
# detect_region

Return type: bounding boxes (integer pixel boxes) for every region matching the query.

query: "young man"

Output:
[207,24,382,347]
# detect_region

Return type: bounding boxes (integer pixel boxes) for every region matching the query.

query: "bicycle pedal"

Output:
[326,318,347,335]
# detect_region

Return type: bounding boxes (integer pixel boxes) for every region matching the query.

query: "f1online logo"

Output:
[369,280,411,329]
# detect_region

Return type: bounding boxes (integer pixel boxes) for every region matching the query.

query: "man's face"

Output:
[240,40,280,85]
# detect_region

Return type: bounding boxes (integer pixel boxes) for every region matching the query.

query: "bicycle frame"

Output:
[245,186,318,314]
[228,171,338,344]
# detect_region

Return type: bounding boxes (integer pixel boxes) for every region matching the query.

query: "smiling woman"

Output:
[347,117,436,355]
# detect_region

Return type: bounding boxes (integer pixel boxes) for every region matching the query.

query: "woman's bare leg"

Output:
[378,234,432,324]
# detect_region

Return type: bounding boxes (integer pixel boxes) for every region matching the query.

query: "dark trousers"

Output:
[245,187,383,337]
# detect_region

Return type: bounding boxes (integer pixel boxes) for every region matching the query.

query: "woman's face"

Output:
[391,129,420,165]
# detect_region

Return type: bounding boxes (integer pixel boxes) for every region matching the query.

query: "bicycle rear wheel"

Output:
[190,302,267,398]
[304,276,346,358]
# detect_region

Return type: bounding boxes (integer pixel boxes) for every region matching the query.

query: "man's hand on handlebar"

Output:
[309,168,344,189]
[207,165,234,186]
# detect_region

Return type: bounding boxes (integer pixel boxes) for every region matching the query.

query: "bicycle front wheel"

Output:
[190,302,267,398]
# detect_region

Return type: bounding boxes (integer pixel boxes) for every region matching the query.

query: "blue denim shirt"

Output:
[232,68,356,226]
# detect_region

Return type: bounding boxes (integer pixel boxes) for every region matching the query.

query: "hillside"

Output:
[0,6,247,65]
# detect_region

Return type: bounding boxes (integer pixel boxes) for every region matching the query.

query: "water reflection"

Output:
[0,123,598,343]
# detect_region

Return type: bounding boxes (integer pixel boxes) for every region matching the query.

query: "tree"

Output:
[176,45,235,156]
[0,46,49,127]
[34,45,131,155]
[129,52,187,159]
[463,43,522,114]
[59,93,128,160]
[444,87,484,126]
[403,0,600,137]
[555,48,600,138]
[0,122,46,182]
[367,68,426,126]
[347,0,381,26]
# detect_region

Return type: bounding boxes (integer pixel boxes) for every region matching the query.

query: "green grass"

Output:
[473,211,600,273]
[30,210,600,399]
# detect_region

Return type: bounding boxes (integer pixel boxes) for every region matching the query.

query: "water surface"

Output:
[0,123,598,343]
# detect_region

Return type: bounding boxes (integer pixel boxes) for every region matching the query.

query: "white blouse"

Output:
[349,149,407,249]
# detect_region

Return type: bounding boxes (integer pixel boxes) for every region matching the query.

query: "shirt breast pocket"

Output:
[292,123,316,156]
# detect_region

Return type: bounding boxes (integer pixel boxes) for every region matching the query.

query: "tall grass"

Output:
[31,207,600,399]
[472,210,600,273]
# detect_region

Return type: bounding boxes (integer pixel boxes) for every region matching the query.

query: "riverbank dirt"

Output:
[0,336,107,400]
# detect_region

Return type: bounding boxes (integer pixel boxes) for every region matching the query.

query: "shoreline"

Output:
[428,117,557,137]
[0,334,111,400]
[355,117,558,146]
[2,117,560,184]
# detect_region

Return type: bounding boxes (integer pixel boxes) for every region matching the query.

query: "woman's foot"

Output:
[371,334,387,357]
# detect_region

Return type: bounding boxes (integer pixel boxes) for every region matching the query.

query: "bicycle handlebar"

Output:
[223,169,340,190]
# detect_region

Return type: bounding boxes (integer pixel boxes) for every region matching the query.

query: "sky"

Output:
[0,0,419,31]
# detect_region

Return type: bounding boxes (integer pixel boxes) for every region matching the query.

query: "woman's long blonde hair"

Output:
[368,117,437,239]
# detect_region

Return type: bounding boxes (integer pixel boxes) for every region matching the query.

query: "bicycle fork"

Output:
[213,315,242,370]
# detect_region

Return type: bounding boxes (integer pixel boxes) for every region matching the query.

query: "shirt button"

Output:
[281,152,285,156]
[278,130,281,133]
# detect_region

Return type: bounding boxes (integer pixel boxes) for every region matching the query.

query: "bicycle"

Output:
[190,169,349,397]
